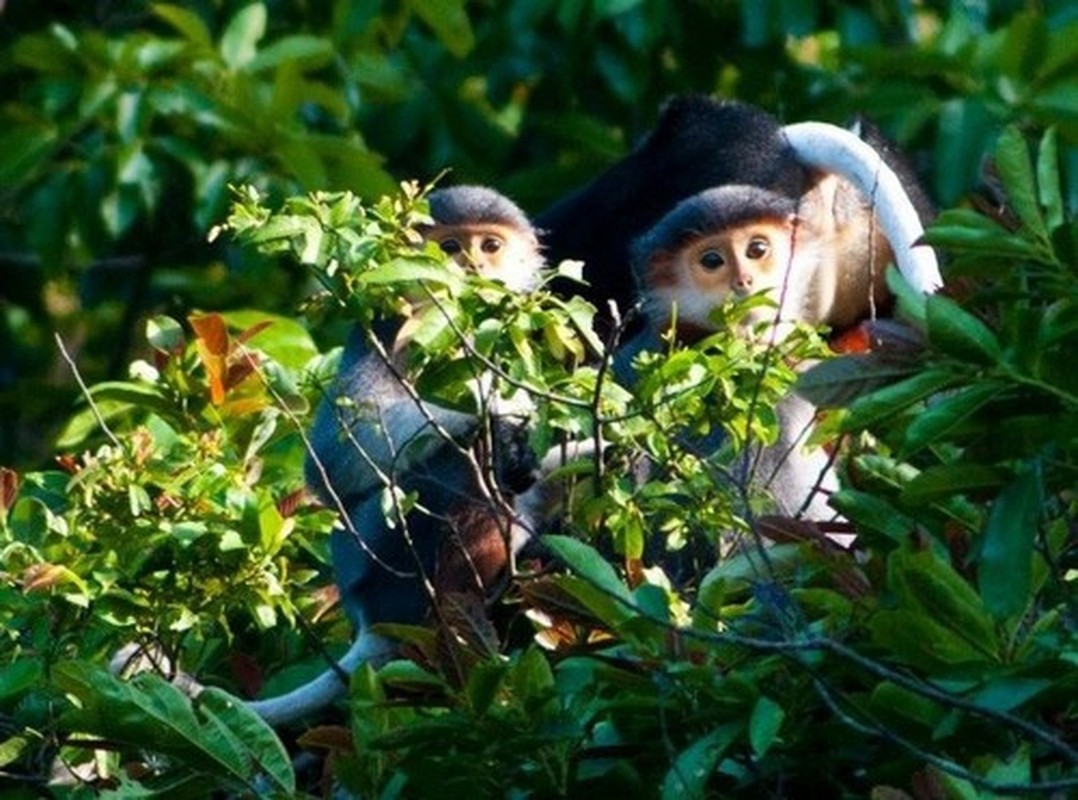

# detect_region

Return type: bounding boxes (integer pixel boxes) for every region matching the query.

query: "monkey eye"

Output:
[745,237,770,259]
[698,250,725,271]
[439,238,463,256]
[480,236,503,254]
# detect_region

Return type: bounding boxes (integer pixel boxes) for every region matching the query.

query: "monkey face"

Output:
[423,223,542,292]
[646,221,795,336]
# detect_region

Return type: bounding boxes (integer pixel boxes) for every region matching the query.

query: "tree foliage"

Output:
[0,1,1076,798]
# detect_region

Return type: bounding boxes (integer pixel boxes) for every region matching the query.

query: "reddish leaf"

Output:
[0,467,19,516]
[189,313,230,405]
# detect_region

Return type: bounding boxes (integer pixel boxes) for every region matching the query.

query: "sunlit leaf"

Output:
[220,2,267,69]
[1036,127,1064,231]
[190,313,230,405]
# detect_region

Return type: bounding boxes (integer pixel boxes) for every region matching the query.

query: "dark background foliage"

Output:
[3,0,1077,470]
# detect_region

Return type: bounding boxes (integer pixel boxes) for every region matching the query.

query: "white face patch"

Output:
[427,223,542,292]
[647,221,803,336]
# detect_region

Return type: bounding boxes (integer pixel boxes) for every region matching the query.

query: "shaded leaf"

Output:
[888,549,999,659]
[901,382,1007,455]
[748,695,785,757]
[841,368,954,432]
[979,467,1042,619]
[925,294,1001,365]
[796,354,919,408]
[900,463,1006,504]
[661,724,739,799]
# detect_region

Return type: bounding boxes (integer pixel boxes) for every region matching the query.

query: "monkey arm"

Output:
[305,325,480,508]
[780,122,943,295]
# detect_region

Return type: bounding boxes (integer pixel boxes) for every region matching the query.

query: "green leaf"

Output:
[869,682,945,731]
[0,128,58,186]
[870,609,992,666]
[410,0,475,58]
[901,382,1006,455]
[220,2,267,69]
[0,660,42,704]
[1036,127,1064,231]
[543,535,633,607]
[795,354,918,409]
[152,4,214,49]
[888,549,999,659]
[465,661,509,715]
[922,208,1044,259]
[197,688,296,795]
[246,35,334,73]
[828,490,915,546]
[356,257,465,291]
[54,662,287,789]
[748,696,785,757]
[925,294,1001,365]
[900,463,1006,504]
[661,724,739,799]
[979,467,1042,619]
[885,267,929,330]
[841,368,954,432]
[147,315,186,354]
[994,126,1048,245]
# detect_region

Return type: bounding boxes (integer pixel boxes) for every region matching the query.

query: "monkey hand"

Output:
[492,415,539,494]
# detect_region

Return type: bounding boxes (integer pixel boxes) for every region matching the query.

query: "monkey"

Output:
[536,95,805,332]
[245,186,547,725]
[614,123,943,523]
[535,94,941,336]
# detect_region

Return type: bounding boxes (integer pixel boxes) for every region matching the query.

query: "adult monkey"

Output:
[535,94,940,335]
[612,121,942,520]
[246,186,546,726]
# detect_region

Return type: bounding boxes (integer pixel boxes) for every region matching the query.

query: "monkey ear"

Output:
[642,250,678,289]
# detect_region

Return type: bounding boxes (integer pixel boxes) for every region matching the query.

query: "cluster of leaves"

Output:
[5,1,1078,471]
[0,306,341,792]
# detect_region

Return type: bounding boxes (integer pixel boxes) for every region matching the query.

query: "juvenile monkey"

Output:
[629,180,888,343]
[247,186,545,725]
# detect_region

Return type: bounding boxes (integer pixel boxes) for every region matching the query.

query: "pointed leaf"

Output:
[979,467,1042,619]
[153,4,214,49]
[220,2,267,69]
[748,695,785,757]
[190,313,230,405]
[900,463,1006,504]
[661,724,739,799]
[925,294,1001,365]
[542,535,633,607]
[1036,127,1064,231]
[796,354,918,408]
[994,126,1048,244]
[842,368,954,432]
[888,549,998,658]
[411,0,475,57]
[901,382,1006,455]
